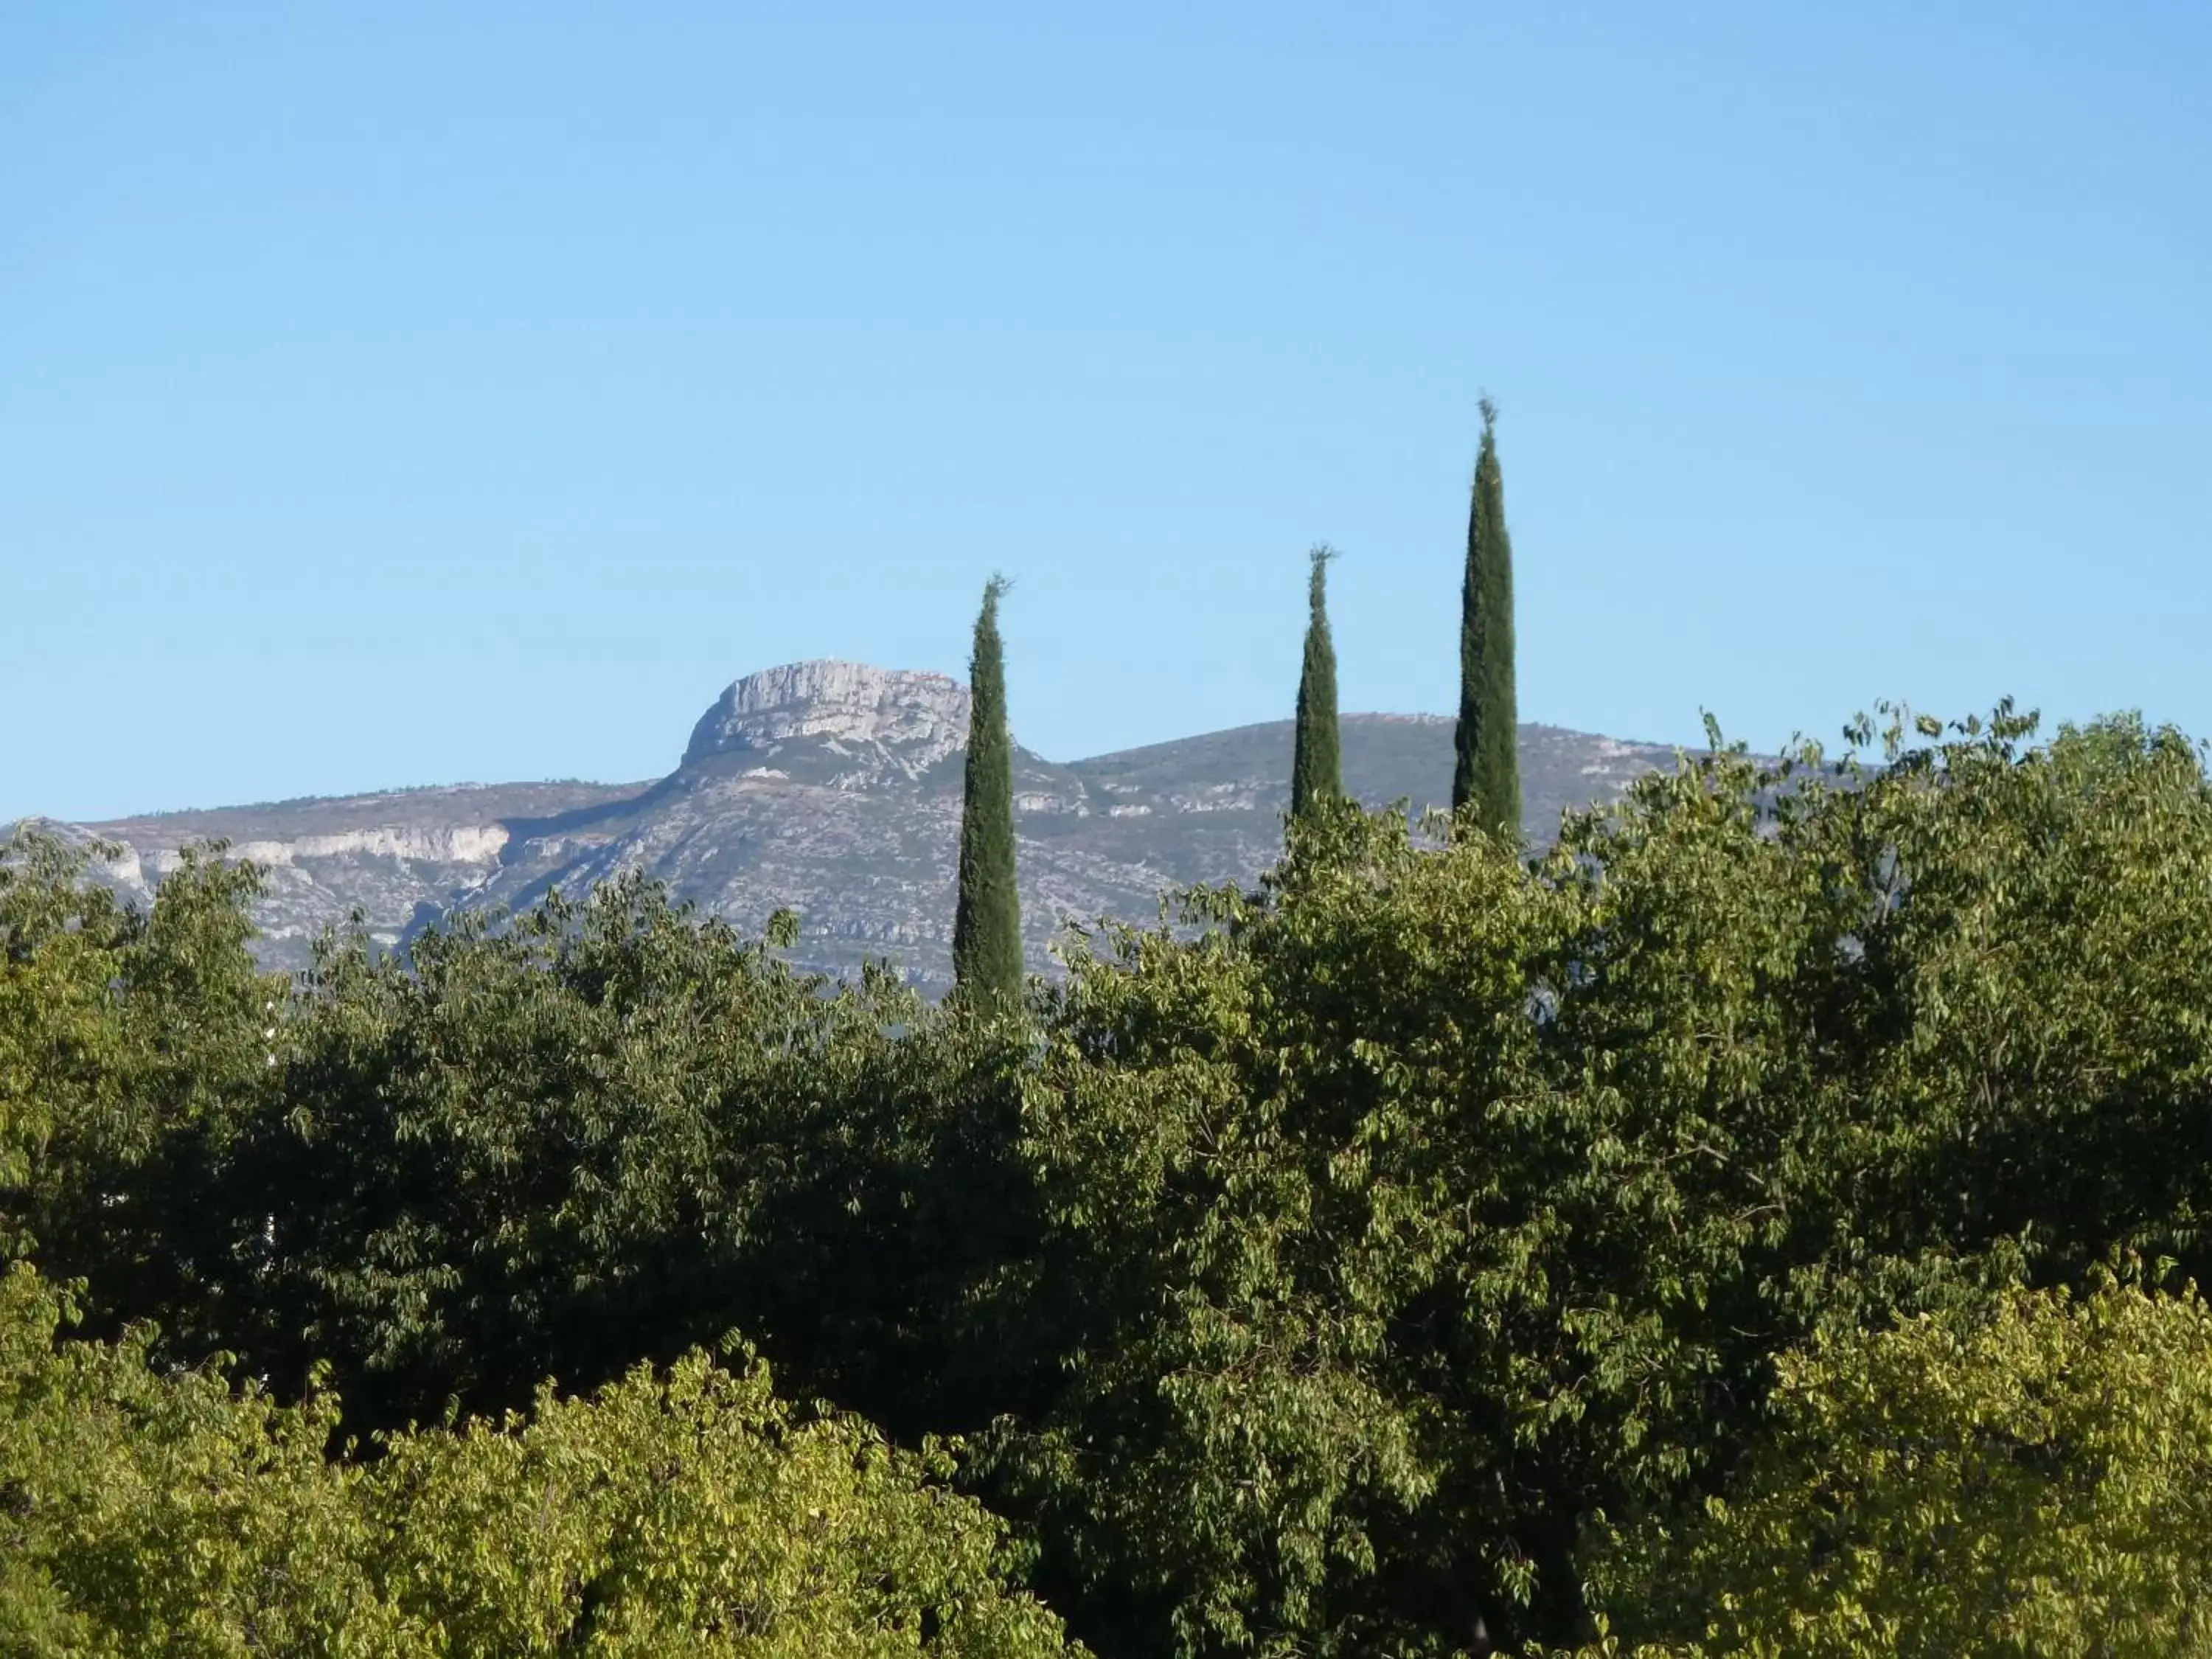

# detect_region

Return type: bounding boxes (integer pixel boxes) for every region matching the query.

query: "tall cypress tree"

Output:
[1452,397,1521,835]
[1290,543,1342,822]
[951,575,1023,1006]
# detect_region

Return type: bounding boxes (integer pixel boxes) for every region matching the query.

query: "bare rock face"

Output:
[681,661,974,785]
[18,660,1697,990]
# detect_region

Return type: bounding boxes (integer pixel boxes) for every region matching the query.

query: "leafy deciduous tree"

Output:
[1576,1273,2212,1657]
[0,1262,1080,1656]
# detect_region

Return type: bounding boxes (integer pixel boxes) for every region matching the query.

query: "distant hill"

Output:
[19,661,1692,988]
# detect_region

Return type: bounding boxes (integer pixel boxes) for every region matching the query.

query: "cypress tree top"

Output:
[1290,544,1342,823]
[951,575,1023,1007]
[1452,397,1522,837]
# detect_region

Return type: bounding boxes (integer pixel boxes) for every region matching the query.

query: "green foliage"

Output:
[0,1262,1079,1655]
[1290,546,1342,822]
[953,575,1024,1009]
[1,828,278,1321]
[209,873,1033,1443]
[987,710,2212,1654]
[0,1262,387,1654]
[11,703,2212,1657]
[1453,397,1520,835]
[7,832,1038,1445]
[0,832,124,1225]
[1801,708,2212,1287]
[1579,1274,2212,1656]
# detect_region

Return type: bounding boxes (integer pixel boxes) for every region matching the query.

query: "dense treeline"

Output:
[10,703,2212,1653]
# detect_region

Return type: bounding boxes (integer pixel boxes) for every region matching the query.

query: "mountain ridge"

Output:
[17,661,1695,987]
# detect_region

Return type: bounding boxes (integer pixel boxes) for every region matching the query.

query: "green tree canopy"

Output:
[1571,1274,2212,1657]
[0,1262,1080,1656]
[11,703,2212,1657]
[990,709,2212,1655]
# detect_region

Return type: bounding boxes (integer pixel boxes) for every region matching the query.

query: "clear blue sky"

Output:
[4,3,2207,821]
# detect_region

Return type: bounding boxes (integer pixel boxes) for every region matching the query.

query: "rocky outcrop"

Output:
[681,661,974,785]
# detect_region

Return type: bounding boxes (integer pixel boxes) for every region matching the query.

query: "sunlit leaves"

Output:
[0,1262,1079,1655]
[1583,1274,2212,1656]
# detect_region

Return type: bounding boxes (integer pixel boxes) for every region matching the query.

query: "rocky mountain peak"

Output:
[681,660,974,781]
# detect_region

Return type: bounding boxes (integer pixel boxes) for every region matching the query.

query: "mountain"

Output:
[20,661,1691,988]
